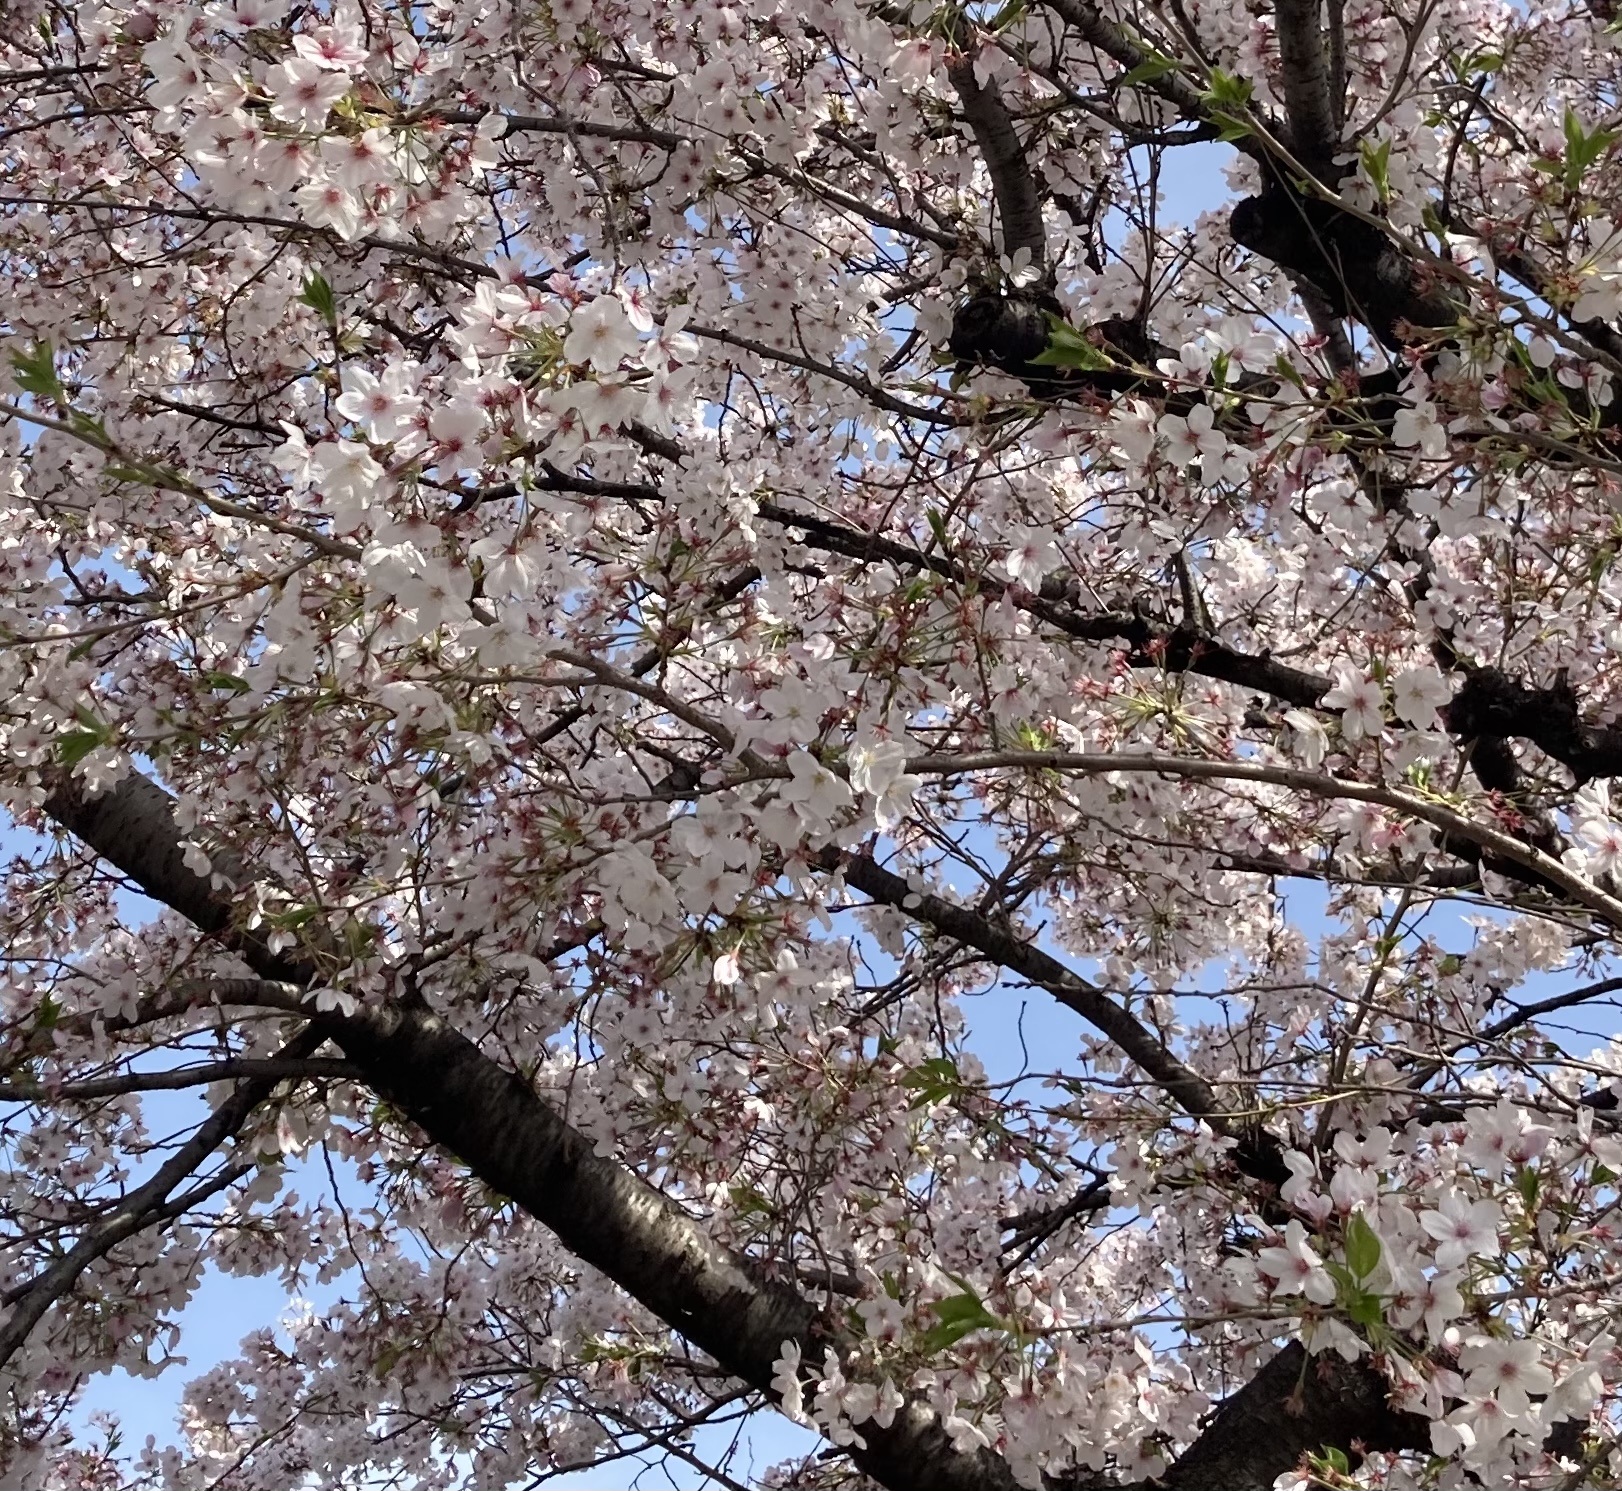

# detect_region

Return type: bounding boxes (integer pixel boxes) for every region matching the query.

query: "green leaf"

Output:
[269,904,321,930]
[55,705,114,766]
[9,341,62,401]
[104,463,157,486]
[299,271,339,327]
[987,0,1026,32]
[1360,138,1393,205]
[1344,1212,1382,1279]
[902,1055,964,1107]
[1120,50,1177,88]
[1200,67,1253,112]
[1208,110,1255,145]
[1345,1288,1385,1329]
[1562,107,1618,195]
[66,409,109,444]
[1029,313,1115,372]
[55,729,104,767]
[1515,1164,1540,1211]
[729,1184,773,1215]
[203,671,252,695]
[1317,1444,1352,1475]
[1272,352,1306,391]
[919,1289,1005,1352]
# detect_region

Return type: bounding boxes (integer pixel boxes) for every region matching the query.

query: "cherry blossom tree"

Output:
[10,0,1622,1484]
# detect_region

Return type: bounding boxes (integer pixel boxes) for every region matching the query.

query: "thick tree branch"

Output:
[758,504,1622,798]
[38,768,1452,1491]
[1444,668,1622,784]
[1272,0,1340,171]
[945,47,1048,270]
[756,501,1336,707]
[1126,1341,1430,1491]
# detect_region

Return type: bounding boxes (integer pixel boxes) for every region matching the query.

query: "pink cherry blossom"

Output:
[266,55,350,129]
[1322,671,1385,742]
[1420,1191,1504,1269]
[1256,1220,1337,1305]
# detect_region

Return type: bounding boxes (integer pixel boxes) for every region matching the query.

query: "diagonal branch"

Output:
[834,865,1432,1491]
[945,45,1048,270]
[898,749,1622,929]
[1130,1340,1430,1491]
[38,769,1453,1490]
[839,852,1229,1129]
[1041,0,1221,127]
[756,501,1336,707]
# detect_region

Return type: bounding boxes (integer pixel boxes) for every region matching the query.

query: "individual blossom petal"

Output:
[1392,399,1448,459]
[1005,527,1060,586]
[1573,815,1622,878]
[848,740,921,832]
[335,364,423,442]
[306,986,358,1017]
[1390,666,1452,729]
[942,1414,990,1454]
[291,20,369,71]
[142,38,207,113]
[1460,1336,1554,1418]
[1256,1219,1336,1305]
[1282,709,1328,767]
[319,127,395,190]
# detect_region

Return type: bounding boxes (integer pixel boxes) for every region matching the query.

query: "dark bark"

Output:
[1229,188,1464,352]
[945,56,1048,271]
[1444,667,1622,784]
[36,768,1457,1490]
[1272,0,1339,172]
[1137,1342,1431,1491]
